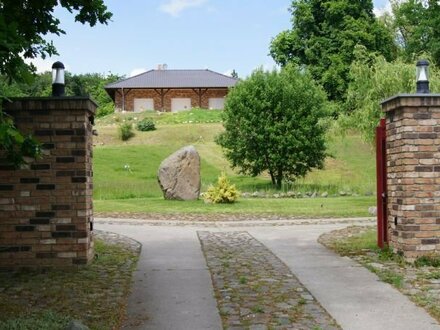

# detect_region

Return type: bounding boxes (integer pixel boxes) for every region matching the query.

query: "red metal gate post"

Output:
[376,118,387,248]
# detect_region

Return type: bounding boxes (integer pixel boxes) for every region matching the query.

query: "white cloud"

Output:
[223,69,233,77]
[129,68,147,77]
[159,0,207,17]
[374,2,392,17]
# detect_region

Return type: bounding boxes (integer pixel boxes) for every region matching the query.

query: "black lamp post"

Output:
[416,59,430,94]
[52,61,65,97]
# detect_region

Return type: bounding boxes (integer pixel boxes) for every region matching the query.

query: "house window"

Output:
[208,98,225,110]
[133,98,154,112]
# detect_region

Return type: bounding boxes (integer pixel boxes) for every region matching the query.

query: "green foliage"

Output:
[342,47,440,143]
[118,123,134,141]
[66,72,121,117]
[270,0,397,101]
[0,71,121,117]
[0,112,41,168]
[216,64,328,188]
[414,255,440,268]
[392,0,440,65]
[0,0,112,167]
[202,173,240,204]
[0,0,112,81]
[136,119,156,131]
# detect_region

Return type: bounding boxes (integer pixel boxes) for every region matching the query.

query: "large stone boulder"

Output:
[157,145,201,200]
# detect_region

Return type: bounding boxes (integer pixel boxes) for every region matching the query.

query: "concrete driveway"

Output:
[96,218,440,330]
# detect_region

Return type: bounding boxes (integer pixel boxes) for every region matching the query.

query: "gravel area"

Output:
[198,231,340,330]
[319,226,440,323]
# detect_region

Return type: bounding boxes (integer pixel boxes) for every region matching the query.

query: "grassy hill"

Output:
[93,109,376,216]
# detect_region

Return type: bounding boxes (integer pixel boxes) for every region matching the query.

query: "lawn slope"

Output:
[93,110,376,216]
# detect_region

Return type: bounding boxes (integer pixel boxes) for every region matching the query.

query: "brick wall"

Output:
[0,97,96,269]
[382,95,440,260]
[114,88,229,112]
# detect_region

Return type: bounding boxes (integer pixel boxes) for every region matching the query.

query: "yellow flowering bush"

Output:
[202,173,239,204]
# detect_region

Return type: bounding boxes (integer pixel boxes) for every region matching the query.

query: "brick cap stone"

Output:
[381,94,440,112]
[3,97,97,114]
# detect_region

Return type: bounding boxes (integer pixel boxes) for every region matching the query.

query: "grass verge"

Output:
[0,237,140,330]
[94,196,374,217]
[319,226,440,323]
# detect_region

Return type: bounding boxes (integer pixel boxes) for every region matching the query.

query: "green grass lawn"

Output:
[93,109,376,216]
[95,196,374,217]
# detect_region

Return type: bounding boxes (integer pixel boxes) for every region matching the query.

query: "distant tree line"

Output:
[0,71,122,118]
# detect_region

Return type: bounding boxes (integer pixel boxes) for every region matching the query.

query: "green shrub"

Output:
[118,123,134,141]
[414,255,440,268]
[202,173,239,204]
[136,119,156,131]
[96,103,115,118]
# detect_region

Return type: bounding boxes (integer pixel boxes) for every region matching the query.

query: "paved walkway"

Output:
[96,218,440,330]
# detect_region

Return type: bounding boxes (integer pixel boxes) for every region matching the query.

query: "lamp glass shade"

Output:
[416,61,429,82]
[52,67,65,84]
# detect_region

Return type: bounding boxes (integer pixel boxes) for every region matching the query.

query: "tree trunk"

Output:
[275,169,283,190]
[268,169,276,186]
[265,153,276,186]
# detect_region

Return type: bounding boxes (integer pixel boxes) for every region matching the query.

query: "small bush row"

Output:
[117,119,156,141]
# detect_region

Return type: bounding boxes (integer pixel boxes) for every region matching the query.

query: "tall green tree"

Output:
[392,0,440,65]
[270,0,396,101]
[342,46,440,143]
[216,64,328,189]
[0,0,112,167]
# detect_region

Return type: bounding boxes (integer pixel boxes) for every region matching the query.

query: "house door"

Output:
[208,98,225,110]
[134,98,154,112]
[171,98,191,112]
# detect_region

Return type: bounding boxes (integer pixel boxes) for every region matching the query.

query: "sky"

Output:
[29,0,391,78]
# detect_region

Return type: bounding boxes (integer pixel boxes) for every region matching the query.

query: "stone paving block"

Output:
[198,231,340,330]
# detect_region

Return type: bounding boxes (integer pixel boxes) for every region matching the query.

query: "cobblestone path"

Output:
[198,231,340,330]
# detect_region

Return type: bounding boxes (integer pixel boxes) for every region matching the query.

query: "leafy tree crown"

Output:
[216,64,328,188]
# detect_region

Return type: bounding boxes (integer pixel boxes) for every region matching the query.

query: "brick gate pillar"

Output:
[0,97,96,269]
[381,95,440,260]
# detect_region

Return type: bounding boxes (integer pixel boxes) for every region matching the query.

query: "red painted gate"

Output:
[376,118,388,248]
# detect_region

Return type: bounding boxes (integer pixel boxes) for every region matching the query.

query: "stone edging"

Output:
[95,217,375,227]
